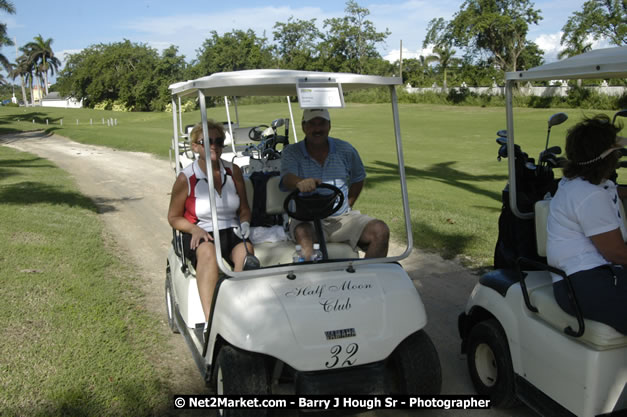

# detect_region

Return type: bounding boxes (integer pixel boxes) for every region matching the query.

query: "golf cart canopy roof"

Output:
[506,46,627,82]
[504,45,627,220]
[169,69,401,98]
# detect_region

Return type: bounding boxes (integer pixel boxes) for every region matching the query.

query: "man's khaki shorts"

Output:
[288,209,374,250]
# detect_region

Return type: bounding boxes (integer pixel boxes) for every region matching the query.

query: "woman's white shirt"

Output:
[547,177,627,280]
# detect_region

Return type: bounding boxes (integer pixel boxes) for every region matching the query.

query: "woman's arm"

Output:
[167,173,211,249]
[590,228,627,265]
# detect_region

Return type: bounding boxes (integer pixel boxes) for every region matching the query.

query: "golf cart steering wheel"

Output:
[249,125,269,141]
[283,183,344,222]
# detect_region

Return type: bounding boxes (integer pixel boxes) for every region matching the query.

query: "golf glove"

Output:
[234,221,250,239]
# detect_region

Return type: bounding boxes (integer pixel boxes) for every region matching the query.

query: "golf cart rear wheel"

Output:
[165,267,179,334]
[214,345,268,417]
[392,330,442,394]
[467,319,518,408]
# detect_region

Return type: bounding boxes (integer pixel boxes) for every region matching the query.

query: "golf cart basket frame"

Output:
[168,69,411,279]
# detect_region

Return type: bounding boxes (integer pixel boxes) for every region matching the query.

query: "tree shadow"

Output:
[4,380,182,417]
[411,217,477,261]
[0,112,64,135]
[366,160,507,203]
[0,181,100,213]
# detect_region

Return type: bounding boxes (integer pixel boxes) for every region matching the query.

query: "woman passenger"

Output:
[547,114,627,334]
[168,121,254,322]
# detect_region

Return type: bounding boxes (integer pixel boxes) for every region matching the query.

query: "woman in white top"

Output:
[168,121,254,322]
[547,114,626,334]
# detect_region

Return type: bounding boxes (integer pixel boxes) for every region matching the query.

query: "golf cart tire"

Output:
[392,330,442,394]
[467,319,519,408]
[165,267,179,334]
[214,345,269,417]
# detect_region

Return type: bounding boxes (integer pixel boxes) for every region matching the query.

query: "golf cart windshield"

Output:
[503,46,627,219]
[169,69,409,278]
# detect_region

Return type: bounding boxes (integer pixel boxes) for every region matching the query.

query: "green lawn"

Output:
[0,103,614,268]
[0,146,172,416]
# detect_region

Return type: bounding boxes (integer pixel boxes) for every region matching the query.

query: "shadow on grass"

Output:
[0,181,100,213]
[4,381,178,417]
[411,217,477,261]
[366,160,506,203]
[0,112,64,135]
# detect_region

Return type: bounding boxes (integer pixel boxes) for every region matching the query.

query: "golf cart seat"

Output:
[530,199,627,348]
[244,175,358,266]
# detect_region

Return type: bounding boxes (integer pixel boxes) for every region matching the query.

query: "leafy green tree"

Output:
[320,0,390,74]
[152,45,188,111]
[423,18,459,89]
[57,40,186,111]
[561,0,626,47]
[0,0,15,72]
[191,29,275,78]
[273,17,323,70]
[401,56,436,87]
[449,0,542,72]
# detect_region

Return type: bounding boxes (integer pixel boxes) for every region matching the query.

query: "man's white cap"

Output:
[302,108,330,122]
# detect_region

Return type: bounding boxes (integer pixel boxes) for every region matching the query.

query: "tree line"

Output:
[0,0,624,111]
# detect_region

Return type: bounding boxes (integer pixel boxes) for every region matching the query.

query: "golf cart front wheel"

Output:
[392,330,442,394]
[467,319,518,408]
[214,345,268,417]
[165,267,179,334]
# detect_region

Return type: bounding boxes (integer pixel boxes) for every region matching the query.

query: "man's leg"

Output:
[358,219,390,258]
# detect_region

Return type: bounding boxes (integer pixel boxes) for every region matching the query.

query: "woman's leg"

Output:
[231,241,254,272]
[195,241,219,322]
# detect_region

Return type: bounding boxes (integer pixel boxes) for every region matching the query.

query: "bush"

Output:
[94,100,112,110]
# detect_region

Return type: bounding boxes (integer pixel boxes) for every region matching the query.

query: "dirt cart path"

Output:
[2,132,533,417]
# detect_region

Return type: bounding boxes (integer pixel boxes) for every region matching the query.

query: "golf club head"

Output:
[271,118,285,129]
[613,109,627,124]
[497,129,507,138]
[548,112,568,128]
[496,137,507,146]
[243,253,261,270]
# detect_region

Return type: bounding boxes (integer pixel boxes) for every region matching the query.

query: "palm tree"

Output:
[22,34,59,96]
[425,45,457,90]
[0,0,16,72]
[9,55,29,105]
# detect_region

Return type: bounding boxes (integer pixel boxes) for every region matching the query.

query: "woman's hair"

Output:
[189,120,226,146]
[562,114,622,184]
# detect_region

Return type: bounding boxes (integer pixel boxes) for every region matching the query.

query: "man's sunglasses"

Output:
[197,137,225,147]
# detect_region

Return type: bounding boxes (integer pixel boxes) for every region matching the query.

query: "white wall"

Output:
[41,98,83,109]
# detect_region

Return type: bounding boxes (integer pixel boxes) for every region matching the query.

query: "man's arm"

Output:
[347,180,364,208]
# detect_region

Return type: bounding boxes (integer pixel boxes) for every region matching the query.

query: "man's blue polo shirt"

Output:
[279,137,366,215]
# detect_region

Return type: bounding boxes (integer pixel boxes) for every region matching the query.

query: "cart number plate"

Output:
[325,343,359,368]
[325,328,356,340]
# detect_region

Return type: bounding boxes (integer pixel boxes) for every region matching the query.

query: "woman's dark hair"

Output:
[563,114,622,184]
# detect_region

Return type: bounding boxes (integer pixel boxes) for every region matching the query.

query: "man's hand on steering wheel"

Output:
[296,178,321,193]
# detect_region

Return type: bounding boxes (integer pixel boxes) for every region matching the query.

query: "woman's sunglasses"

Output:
[197,137,225,147]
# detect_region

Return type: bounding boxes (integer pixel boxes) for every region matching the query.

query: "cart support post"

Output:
[389,85,413,257]
[506,81,533,219]
[197,90,230,275]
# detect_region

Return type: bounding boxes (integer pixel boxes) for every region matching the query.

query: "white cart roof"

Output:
[506,46,627,82]
[169,69,401,97]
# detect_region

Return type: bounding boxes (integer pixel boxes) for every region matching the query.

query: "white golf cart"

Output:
[459,46,627,416]
[164,70,442,408]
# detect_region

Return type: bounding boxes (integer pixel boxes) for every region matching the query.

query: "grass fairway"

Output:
[0,103,609,268]
[0,146,170,416]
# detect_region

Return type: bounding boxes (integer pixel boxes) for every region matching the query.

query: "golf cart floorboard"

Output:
[516,375,576,417]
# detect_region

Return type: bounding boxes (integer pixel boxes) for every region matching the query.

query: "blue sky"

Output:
[3,0,604,80]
